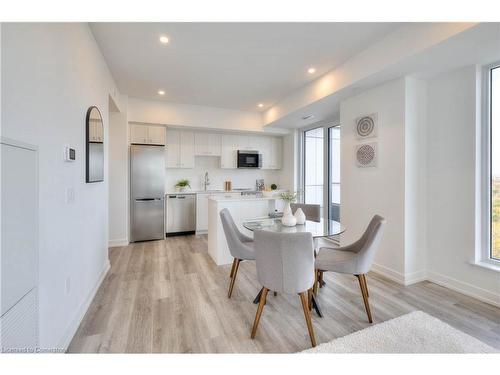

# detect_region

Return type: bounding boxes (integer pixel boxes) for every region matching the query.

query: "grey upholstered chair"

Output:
[314,215,386,323]
[219,208,255,298]
[251,230,317,347]
[290,203,321,222]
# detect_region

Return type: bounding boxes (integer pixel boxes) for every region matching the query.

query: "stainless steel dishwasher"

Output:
[166,194,196,236]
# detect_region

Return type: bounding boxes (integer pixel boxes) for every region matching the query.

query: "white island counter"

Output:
[207,195,280,265]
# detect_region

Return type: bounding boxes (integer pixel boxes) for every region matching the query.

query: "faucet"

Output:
[204,171,210,191]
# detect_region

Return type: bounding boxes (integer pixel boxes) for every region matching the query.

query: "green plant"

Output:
[175,179,191,188]
[279,191,298,203]
[270,183,278,190]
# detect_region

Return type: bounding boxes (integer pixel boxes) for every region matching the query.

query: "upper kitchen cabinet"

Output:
[194,132,221,156]
[130,124,166,145]
[267,137,282,170]
[220,134,239,169]
[166,129,195,168]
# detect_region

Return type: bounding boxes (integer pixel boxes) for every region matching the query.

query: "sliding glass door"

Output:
[328,126,341,222]
[303,127,324,216]
[302,124,341,225]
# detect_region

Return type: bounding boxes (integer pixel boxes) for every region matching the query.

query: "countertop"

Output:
[165,189,257,195]
[208,195,278,202]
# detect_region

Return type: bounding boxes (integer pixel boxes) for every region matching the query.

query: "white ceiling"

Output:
[90,23,401,112]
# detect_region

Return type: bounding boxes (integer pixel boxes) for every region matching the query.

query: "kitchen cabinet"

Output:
[196,192,243,233]
[130,124,165,145]
[166,129,195,168]
[220,134,239,169]
[194,133,221,156]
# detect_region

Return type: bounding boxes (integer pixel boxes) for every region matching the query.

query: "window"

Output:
[328,126,341,223]
[303,127,324,215]
[490,64,500,260]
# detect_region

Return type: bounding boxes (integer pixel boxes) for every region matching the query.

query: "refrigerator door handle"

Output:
[135,198,155,202]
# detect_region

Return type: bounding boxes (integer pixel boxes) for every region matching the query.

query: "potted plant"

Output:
[279,191,298,226]
[175,179,191,192]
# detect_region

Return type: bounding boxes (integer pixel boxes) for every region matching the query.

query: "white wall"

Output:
[404,77,427,280]
[426,66,500,305]
[1,23,119,349]
[109,95,129,246]
[128,97,286,134]
[340,78,407,279]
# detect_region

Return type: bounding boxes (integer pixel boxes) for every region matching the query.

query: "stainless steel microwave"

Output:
[237,150,262,168]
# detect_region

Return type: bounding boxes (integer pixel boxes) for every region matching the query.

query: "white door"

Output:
[179,131,194,168]
[165,129,180,167]
[130,124,149,144]
[207,133,221,156]
[221,134,238,169]
[194,132,209,155]
[196,193,210,232]
[147,126,165,145]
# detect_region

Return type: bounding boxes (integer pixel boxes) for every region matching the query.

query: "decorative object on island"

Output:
[355,113,378,139]
[279,191,299,227]
[270,183,278,190]
[356,142,377,168]
[256,179,265,191]
[175,179,191,192]
[224,181,232,191]
[294,207,306,225]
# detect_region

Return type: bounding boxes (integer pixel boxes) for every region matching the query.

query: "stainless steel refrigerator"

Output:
[130,144,165,242]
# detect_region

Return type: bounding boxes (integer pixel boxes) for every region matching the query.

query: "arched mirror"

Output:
[85,106,104,183]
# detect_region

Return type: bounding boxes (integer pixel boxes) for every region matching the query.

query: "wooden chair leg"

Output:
[307,288,313,311]
[356,274,373,323]
[313,270,319,296]
[319,271,324,288]
[299,292,317,347]
[229,258,237,279]
[227,259,240,298]
[251,287,269,339]
[362,274,369,298]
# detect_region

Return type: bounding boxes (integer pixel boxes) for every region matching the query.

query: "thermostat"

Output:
[65,146,76,162]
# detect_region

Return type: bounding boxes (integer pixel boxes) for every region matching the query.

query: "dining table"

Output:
[242,216,345,318]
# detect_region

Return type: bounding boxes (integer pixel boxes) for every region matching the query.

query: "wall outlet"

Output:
[65,277,71,295]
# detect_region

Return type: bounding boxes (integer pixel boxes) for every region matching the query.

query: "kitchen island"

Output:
[207,195,281,265]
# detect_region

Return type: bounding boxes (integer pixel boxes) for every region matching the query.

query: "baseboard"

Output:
[371,263,406,284]
[371,263,427,286]
[403,269,428,285]
[108,238,129,248]
[426,270,500,308]
[58,261,110,351]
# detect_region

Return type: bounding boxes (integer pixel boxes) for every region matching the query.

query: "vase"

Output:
[281,202,297,227]
[294,207,306,225]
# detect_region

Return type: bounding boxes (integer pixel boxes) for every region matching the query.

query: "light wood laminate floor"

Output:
[68,235,500,353]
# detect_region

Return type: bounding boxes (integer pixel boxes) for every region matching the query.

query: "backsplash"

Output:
[165,156,282,191]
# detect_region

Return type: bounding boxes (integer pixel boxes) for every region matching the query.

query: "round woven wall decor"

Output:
[356,116,375,138]
[356,144,375,166]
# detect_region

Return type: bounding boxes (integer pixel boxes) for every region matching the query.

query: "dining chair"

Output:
[314,215,386,323]
[219,208,255,298]
[290,203,321,222]
[251,230,317,347]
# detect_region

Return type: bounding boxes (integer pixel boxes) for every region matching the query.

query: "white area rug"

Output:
[302,311,498,353]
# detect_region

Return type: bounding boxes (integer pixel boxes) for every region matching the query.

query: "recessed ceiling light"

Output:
[159,35,169,44]
[308,67,316,74]
[157,90,165,96]
[258,103,264,108]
